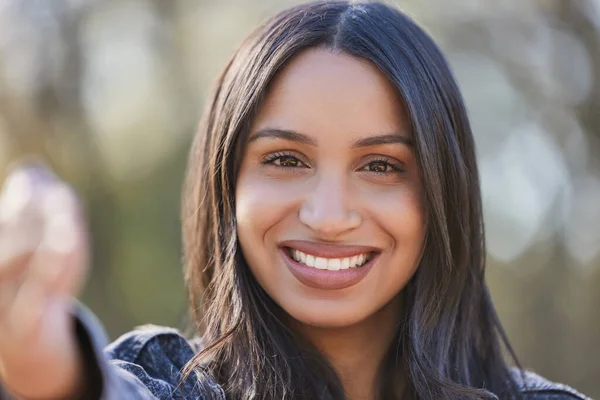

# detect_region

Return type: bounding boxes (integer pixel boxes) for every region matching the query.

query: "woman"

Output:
[0,1,590,399]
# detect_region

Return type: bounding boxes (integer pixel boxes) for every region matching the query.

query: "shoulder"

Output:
[511,369,591,400]
[104,324,194,368]
[104,324,224,399]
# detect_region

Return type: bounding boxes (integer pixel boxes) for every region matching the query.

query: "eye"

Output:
[360,157,404,175]
[365,160,392,173]
[262,152,308,168]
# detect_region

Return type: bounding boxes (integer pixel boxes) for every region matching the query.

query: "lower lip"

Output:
[280,248,378,290]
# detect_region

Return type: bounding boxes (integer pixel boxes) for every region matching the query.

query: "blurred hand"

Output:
[0,162,89,399]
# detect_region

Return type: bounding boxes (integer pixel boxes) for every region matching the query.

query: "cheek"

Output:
[236,175,269,250]
[365,184,426,280]
[237,173,298,236]
[236,174,271,289]
[363,183,425,242]
[236,170,308,306]
[355,187,425,324]
[235,170,302,267]
[390,191,424,241]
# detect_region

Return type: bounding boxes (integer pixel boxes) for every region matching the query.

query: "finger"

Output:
[0,215,87,337]
[0,255,27,320]
[0,236,39,280]
[0,161,56,226]
[31,184,89,296]
[1,162,87,282]
[3,279,47,341]
[0,163,53,278]
[29,229,88,298]
[0,163,87,336]
[0,280,20,320]
[0,167,35,225]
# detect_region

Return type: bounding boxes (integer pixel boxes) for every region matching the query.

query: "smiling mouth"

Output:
[287,247,373,270]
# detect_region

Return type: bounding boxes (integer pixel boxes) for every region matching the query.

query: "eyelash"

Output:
[360,156,405,175]
[261,152,405,175]
[261,151,309,168]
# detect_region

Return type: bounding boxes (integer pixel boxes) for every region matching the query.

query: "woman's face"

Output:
[236,48,426,328]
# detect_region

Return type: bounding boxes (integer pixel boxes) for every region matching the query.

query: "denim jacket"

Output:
[0,303,592,400]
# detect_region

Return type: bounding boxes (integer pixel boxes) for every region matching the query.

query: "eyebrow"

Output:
[351,134,413,148]
[248,128,413,148]
[248,128,317,146]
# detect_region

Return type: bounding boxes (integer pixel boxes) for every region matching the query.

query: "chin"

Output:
[284,301,370,329]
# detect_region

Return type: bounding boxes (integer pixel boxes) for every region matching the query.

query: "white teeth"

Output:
[341,258,350,269]
[315,257,327,269]
[357,254,365,266]
[327,258,341,271]
[290,249,371,270]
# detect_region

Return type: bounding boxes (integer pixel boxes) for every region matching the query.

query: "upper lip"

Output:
[279,240,380,258]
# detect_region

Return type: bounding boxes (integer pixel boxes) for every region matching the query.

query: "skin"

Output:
[0,48,427,400]
[236,48,426,399]
[0,166,88,399]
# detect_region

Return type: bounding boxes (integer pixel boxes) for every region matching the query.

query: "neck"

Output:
[293,295,403,400]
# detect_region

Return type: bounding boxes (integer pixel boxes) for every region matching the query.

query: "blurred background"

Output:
[0,0,598,397]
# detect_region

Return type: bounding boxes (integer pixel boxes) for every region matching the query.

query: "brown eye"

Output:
[359,157,405,176]
[366,161,391,173]
[275,155,301,167]
[262,152,308,169]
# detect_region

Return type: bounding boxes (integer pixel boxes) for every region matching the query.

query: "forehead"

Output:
[251,48,409,139]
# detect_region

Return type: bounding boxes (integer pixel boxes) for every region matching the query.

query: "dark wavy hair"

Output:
[180,1,522,399]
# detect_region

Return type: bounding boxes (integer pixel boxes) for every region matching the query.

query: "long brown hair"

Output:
[180,1,522,399]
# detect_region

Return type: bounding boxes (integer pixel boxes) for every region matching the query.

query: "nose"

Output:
[298,173,361,240]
